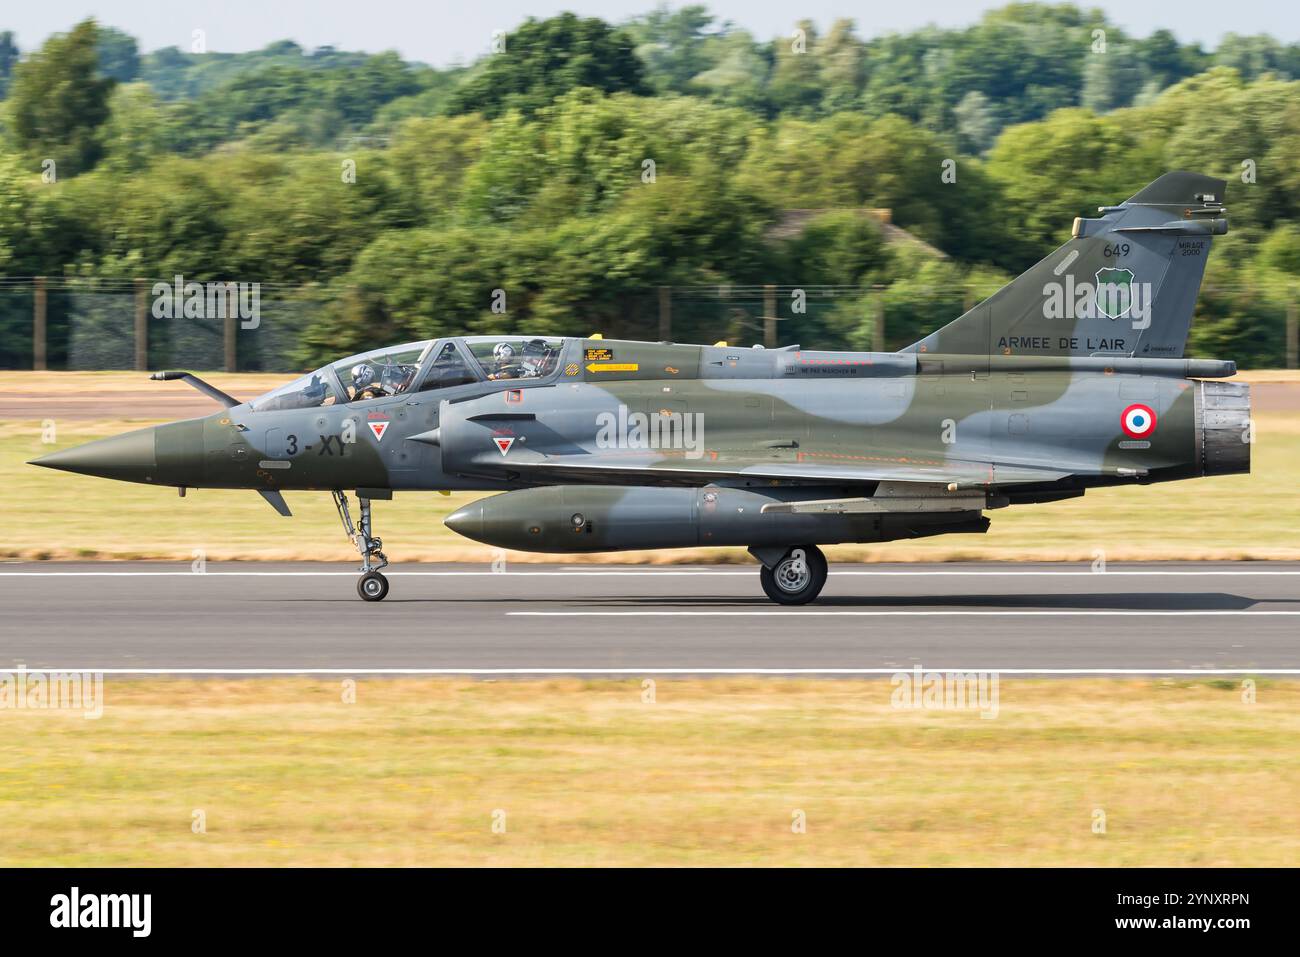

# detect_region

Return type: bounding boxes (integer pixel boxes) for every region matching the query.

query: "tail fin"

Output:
[905,171,1228,358]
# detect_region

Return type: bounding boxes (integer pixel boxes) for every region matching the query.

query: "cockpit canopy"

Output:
[247,337,564,412]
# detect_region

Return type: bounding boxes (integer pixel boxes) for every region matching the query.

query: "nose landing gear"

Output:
[754,544,828,605]
[334,490,390,601]
[358,570,389,601]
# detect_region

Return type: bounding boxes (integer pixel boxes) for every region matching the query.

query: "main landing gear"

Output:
[334,490,389,601]
[754,544,828,605]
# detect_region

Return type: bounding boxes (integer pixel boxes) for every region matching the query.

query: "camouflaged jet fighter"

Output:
[31,172,1250,603]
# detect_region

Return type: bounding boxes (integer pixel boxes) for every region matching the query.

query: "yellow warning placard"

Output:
[585,362,639,374]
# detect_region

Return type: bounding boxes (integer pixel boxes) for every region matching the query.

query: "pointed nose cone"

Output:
[29,427,158,482]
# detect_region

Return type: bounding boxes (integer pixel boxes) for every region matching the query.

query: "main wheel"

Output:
[358,571,389,602]
[759,545,827,605]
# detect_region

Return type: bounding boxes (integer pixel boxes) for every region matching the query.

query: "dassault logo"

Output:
[50,887,151,937]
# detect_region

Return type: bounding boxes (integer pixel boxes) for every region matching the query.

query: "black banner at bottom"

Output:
[0,867,1277,942]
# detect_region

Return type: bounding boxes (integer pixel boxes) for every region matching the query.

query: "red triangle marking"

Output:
[368,421,388,441]
[494,437,515,456]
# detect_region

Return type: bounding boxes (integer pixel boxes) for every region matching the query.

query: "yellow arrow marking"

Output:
[585,362,639,373]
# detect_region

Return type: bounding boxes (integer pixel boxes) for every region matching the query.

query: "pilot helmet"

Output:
[520,339,549,375]
[350,363,375,389]
[492,342,516,363]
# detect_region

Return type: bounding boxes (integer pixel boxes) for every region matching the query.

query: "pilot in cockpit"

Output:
[349,363,388,400]
[485,339,552,381]
[485,342,519,380]
[348,361,419,400]
[519,338,552,377]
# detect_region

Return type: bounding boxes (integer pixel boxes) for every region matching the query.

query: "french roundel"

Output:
[1121,403,1157,439]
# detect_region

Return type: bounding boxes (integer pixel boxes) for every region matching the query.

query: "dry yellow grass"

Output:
[0,678,1295,866]
[0,370,287,393]
[1232,369,1300,383]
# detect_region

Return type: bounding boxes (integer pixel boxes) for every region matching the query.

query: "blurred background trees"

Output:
[0,5,1297,367]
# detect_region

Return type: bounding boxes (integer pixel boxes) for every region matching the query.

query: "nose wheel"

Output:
[358,571,389,601]
[758,544,827,605]
[334,490,390,601]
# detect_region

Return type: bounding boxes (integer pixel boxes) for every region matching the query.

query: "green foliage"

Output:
[687,29,770,112]
[767,21,823,117]
[98,83,169,172]
[953,91,1000,154]
[779,210,891,286]
[626,4,721,95]
[6,20,116,176]
[139,40,376,101]
[1260,225,1300,277]
[0,6,1297,368]
[446,13,649,118]
[1153,70,1300,231]
[367,70,465,133]
[0,31,19,98]
[385,114,492,224]
[96,26,140,83]
[1213,34,1300,79]
[175,54,426,151]
[0,152,48,272]
[735,112,997,262]
[303,225,523,358]
[983,108,1163,269]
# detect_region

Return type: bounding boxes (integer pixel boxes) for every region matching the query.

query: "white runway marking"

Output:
[510,610,1300,617]
[3,569,1300,577]
[12,668,1300,676]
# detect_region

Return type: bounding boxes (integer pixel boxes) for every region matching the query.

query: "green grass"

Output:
[4,413,1298,562]
[0,678,1295,866]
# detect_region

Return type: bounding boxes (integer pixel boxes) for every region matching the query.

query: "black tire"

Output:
[759,545,828,605]
[358,571,389,602]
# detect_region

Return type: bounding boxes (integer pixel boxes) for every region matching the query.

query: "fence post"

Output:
[658,286,671,342]
[1288,300,1298,370]
[763,283,776,349]
[224,281,237,372]
[134,278,148,371]
[33,276,47,370]
[872,295,886,352]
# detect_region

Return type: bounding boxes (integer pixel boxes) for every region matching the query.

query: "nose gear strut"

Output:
[334,490,389,601]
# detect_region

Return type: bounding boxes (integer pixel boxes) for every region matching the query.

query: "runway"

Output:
[2,561,1298,673]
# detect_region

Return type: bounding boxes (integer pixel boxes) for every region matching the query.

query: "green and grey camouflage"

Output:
[32,173,1250,603]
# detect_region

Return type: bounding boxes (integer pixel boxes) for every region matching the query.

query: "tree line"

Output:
[0,8,1298,368]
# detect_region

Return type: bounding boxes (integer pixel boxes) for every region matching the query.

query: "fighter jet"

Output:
[31,172,1250,603]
